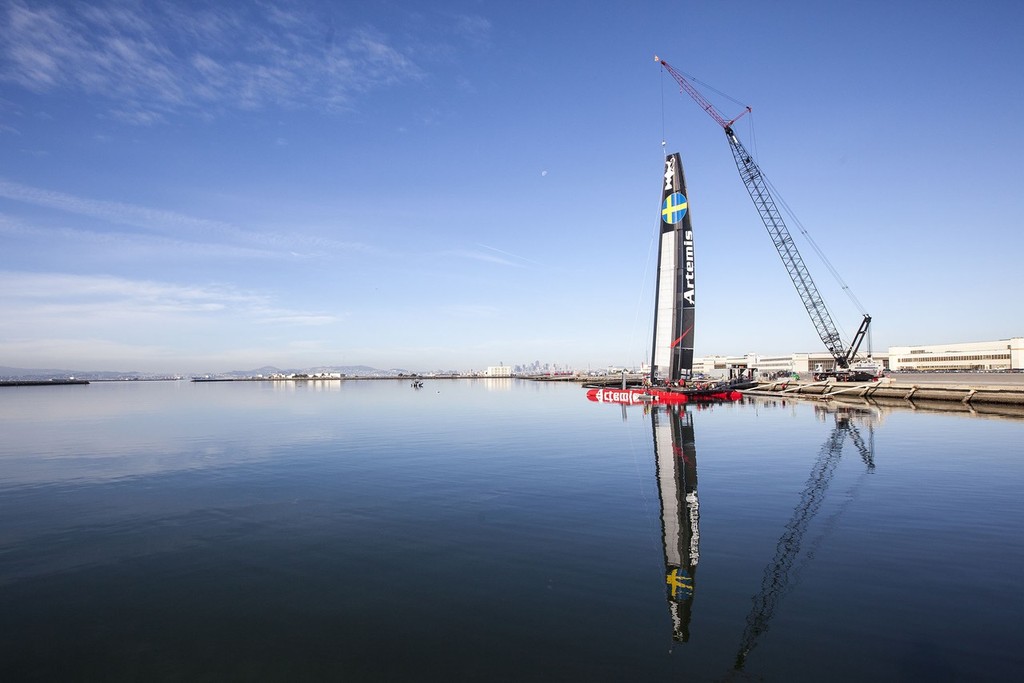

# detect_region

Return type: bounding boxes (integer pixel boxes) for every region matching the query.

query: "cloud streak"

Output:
[0,178,235,234]
[0,179,388,259]
[440,248,532,268]
[0,0,422,121]
[0,270,336,327]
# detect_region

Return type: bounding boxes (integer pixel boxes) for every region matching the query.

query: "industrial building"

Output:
[695,337,1023,378]
[694,352,880,379]
[888,338,1023,372]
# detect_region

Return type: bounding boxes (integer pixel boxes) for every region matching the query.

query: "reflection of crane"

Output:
[656,57,877,381]
[733,410,874,670]
[846,416,875,471]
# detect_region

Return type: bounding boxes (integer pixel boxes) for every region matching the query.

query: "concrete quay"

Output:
[0,379,90,387]
[743,372,1024,407]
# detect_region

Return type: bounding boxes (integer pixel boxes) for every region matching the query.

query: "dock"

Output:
[742,372,1024,407]
[0,379,90,387]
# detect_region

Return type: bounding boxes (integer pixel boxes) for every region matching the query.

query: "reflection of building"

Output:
[653,406,699,642]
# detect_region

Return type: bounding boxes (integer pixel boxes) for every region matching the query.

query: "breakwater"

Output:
[0,379,89,387]
[743,375,1024,407]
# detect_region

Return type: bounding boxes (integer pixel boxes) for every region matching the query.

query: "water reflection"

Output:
[1,382,1020,679]
[652,405,700,643]
[650,402,880,663]
[734,404,877,670]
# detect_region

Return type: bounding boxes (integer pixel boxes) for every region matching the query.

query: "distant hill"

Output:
[310,365,399,376]
[218,365,395,377]
[0,366,155,381]
[0,364,441,381]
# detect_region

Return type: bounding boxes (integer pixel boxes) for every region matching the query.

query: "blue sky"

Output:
[2,0,1022,374]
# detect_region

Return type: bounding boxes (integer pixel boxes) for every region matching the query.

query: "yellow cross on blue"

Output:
[666,567,693,599]
[662,192,688,224]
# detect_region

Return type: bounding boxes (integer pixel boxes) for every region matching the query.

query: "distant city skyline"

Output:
[2,1,1023,374]
[7,332,1023,380]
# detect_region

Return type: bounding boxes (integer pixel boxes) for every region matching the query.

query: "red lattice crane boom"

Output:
[655,56,751,130]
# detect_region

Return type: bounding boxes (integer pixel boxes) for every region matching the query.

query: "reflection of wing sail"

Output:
[653,407,699,642]
[655,411,682,567]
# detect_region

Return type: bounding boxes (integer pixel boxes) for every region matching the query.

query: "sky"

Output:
[2,0,1023,374]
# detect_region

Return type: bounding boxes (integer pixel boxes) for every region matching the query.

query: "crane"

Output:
[656,57,877,381]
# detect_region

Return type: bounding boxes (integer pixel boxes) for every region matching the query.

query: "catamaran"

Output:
[587,153,748,405]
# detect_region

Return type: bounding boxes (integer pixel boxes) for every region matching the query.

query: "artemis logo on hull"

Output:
[591,389,652,405]
[683,230,695,305]
[685,491,700,564]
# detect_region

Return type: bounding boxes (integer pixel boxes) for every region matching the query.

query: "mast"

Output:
[650,153,696,384]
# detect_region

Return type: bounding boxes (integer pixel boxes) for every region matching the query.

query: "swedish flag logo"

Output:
[666,567,693,599]
[662,192,687,224]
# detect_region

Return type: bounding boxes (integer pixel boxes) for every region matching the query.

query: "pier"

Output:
[741,372,1024,408]
[0,379,89,387]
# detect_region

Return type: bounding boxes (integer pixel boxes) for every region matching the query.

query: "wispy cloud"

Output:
[0,270,335,326]
[0,211,291,262]
[0,0,423,121]
[0,269,345,372]
[475,243,539,265]
[0,179,387,258]
[0,336,181,369]
[0,178,235,234]
[439,304,500,318]
[451,14,492,47]
[440,247,534,268]
[424,240,545,270]
[257,313,338,326]
[0,270,258,312]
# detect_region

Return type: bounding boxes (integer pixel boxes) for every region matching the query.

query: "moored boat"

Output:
[587,152,745,405]
[586,386,743,405]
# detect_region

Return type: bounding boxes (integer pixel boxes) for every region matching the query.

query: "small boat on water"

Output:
[587,152,750,405]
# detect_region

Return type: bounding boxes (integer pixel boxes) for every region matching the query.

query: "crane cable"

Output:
[738,116,869,318]
[734,113,870,353]
[658,66,872,358]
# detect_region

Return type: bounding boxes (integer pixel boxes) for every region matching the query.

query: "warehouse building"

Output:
[695,337,1022,378]
[888,338,1023,372]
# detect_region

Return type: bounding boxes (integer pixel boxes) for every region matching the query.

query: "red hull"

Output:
[586,387,742,405]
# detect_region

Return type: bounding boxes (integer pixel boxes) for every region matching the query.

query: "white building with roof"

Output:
[694,336,1022,377]
[888,338,1023,372]
[486,365,512,377]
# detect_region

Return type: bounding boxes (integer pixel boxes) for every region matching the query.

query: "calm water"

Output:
[1,379,1021,681]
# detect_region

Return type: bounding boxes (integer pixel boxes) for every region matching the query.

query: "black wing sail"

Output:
[650,153,696,383]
